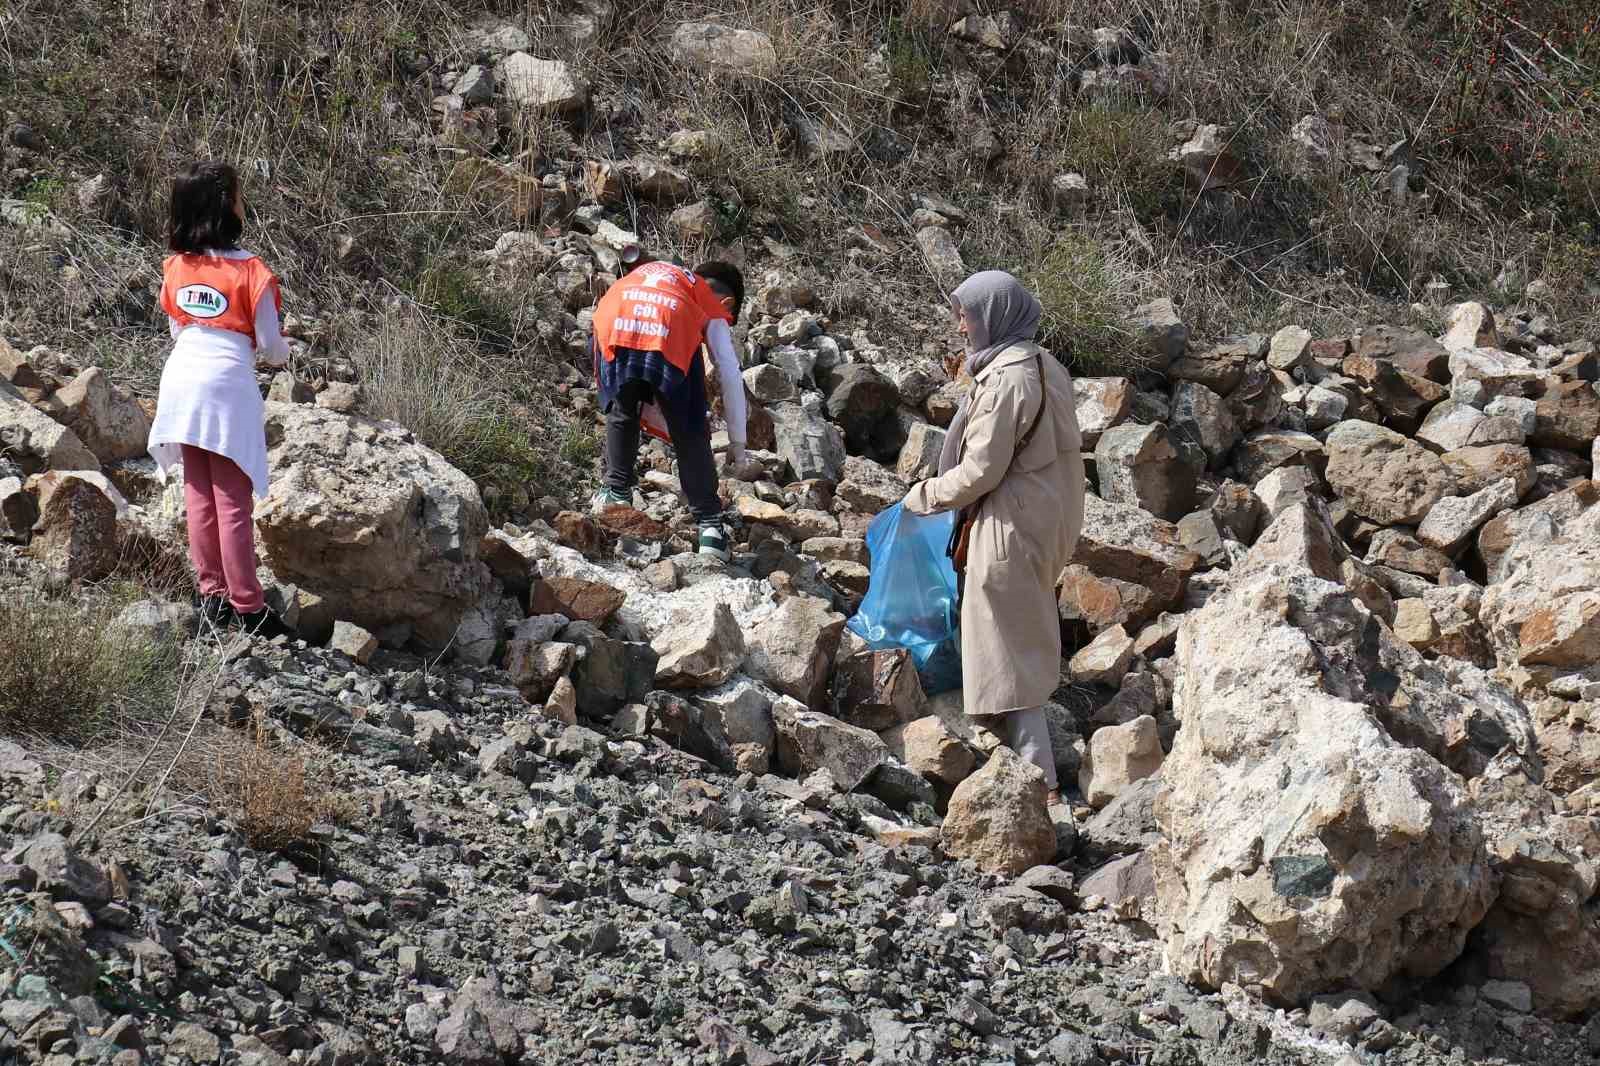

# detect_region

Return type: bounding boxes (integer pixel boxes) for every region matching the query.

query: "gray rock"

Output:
[773,699,888,790]
[1094,423,1195,522]
[772,403,846,483]
[12,833,112,905]
[563,621,658,719]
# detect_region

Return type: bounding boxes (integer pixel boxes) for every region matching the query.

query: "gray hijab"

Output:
[938,271,1043,475]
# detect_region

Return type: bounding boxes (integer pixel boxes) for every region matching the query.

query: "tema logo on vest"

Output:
[175,284,229,319]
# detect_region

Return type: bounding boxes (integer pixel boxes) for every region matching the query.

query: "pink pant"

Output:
[181,445,263,614]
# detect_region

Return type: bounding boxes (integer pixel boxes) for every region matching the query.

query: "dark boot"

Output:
[194,593,233,629]
[231,607,293,640]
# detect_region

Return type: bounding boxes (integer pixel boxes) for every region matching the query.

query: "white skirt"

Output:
[147,325,270,499]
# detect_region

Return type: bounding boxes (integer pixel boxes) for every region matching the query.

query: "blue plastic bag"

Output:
[846,502,959,669]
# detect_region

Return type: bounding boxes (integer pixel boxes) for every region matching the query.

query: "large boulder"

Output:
[1481,504,1600,671]
[941,745,1057,875]
[1153,566,1503,1005]
[1324,420,1457,525]
[882,715,975,789]
[1094,423,1195,521]
[255,404,493,647]
[46,367,152,463]
[0,380,99,475]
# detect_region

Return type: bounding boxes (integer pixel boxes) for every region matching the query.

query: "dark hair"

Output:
[694,261,744,323]
[169,161,243,254]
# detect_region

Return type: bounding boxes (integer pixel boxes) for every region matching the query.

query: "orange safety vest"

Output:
[160,253,281,345]
[592,262,732,373]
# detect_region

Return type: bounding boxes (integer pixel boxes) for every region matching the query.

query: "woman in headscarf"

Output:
[903,271,1085,805]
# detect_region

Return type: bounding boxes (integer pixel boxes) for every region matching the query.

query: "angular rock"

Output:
[1233,429,1322,484]
[505,639,575,700]
[1079,716,1163,809]
[1129,298,1188,369]
[1072,377,1133,448]
[256,404,491,647]
[1209,480,1265,543]
[1171,335,1259,395]
[14,833,112,905]
[834,648,925,731]
[563,621,658,719]
[1442,443,1536,499]
[497,53,586,112]
[745,594,846,709]
[670,22,778,76]
[1440,302,1499,352]
[773,699,888,791]
[1324,420,1457,525]
[1417,400,1490,453]
[1,379,99,475]
[825,365,901,458]
[882,715,975,789]
[47,367,151,464]
[1074,494,1201,610]
[1079,773,1163,862]
[916,226,966,287]
[1266,326,1312,373]
[1478,481,1600,583]
[1094,422,1194,522]
[0,474,36,542]
[689,680,776,772]
[1532,380,1600,451]
[1169,381,1238,470]
[896,422,947,482]
[530,575,624,626]
[329,621,377,665]
[771,403,846,483]
[1069,625,1136,687]
[942,745,1057,876]
[1417,478,1520,555]
[1366,529,1452,579]
[27,469,124,582]
[654,602,746,689]
[835,455,907,513]
[1351,326,1451,383]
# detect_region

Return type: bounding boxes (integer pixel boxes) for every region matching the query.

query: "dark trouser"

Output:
[603,378,723,525]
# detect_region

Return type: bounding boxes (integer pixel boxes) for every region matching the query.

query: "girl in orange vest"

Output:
[146,161,290,634]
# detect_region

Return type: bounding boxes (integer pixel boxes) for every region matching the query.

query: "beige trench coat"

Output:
[904,343,1084,718]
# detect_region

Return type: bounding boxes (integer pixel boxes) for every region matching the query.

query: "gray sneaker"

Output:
[697,523,731,562]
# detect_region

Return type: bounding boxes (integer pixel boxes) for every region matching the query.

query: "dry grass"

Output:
[1,0,1595,409]
[0,586,182,744]
[205,712,344,852]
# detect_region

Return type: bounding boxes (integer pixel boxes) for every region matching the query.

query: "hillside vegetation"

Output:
[2,0,1597,505]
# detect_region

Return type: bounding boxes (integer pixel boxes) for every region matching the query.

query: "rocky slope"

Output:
[3,4,1600,1064]
[8,259,1600,1065]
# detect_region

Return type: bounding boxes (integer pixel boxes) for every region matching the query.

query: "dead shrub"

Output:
[208,713,338,852]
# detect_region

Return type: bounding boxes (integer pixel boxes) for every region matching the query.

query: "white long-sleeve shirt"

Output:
[705,318,746,449]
